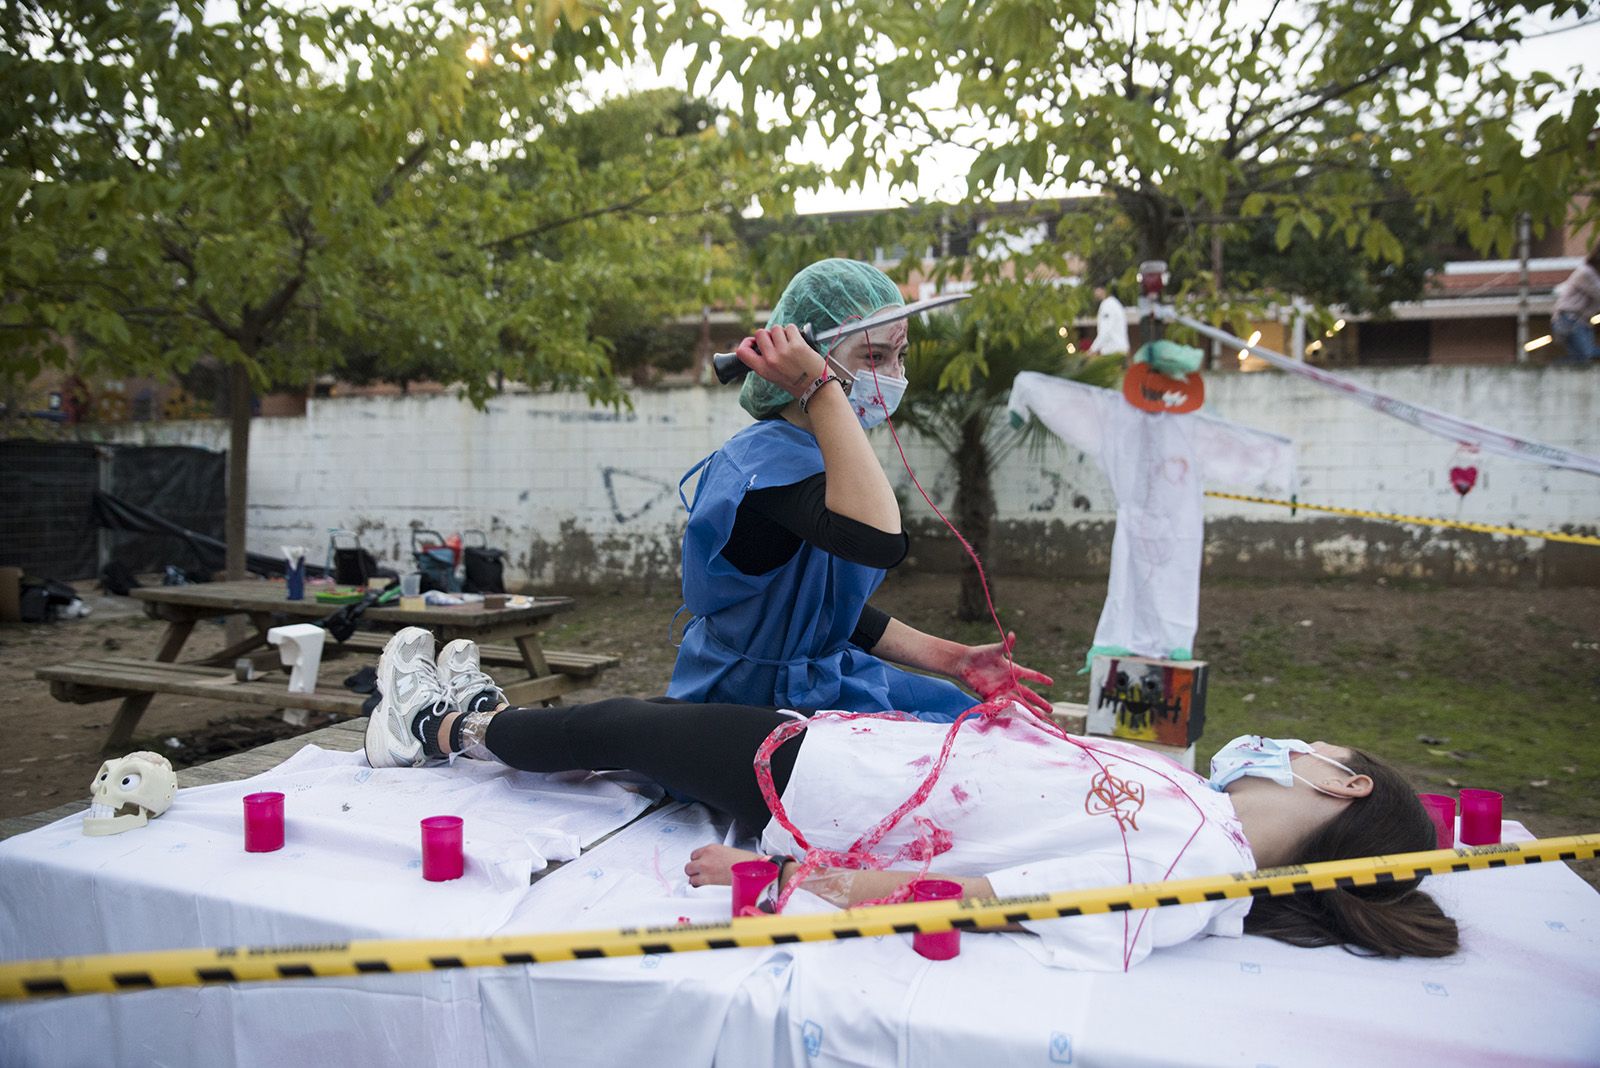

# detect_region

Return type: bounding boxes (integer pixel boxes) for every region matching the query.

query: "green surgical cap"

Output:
[739,258,906,419]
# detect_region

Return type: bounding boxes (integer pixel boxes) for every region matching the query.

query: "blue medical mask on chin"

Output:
[1207,735,1355,795]
[847,372,907,430]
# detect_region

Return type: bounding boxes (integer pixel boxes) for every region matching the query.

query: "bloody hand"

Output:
[955,632,1055,717]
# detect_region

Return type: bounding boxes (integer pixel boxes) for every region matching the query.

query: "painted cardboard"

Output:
[1088,655,1208,747]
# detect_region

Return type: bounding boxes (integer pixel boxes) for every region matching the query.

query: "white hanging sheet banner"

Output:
[1155,307,1600,478]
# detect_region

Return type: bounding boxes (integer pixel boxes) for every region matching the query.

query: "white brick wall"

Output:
[113,367,1599,585]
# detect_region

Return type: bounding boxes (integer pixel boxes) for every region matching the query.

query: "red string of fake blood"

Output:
[875,377,1029,703]
[1025,712,1211,968]
[755,317,1211,965]
[753,702,1001,914]
[867,323,1212,964]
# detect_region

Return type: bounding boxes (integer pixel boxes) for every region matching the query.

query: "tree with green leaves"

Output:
[898,306,1121,621]
[2,0,771,577]
[724,0,1598,327]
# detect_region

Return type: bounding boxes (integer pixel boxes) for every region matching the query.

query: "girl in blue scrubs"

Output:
[669,259,1053,722]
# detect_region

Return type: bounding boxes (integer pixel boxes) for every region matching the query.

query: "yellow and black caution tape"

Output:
[2,833,1594,1001]
[1205,491,1600,547]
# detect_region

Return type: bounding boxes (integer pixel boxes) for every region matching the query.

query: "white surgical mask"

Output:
[1207,735,1355,796]
[848,371,907,430]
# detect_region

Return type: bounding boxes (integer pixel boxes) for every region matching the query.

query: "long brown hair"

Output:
[1243,750,1460,958]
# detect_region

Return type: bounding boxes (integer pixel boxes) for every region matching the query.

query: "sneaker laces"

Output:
[397,665,452,735]
[410,660,453,711]
[403,670,454,760]
[444,667,503,713]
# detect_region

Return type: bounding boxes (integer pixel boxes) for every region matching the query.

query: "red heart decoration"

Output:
[1449,466,1478,496]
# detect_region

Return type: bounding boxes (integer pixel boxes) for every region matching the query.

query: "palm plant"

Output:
[896,313,1121,621]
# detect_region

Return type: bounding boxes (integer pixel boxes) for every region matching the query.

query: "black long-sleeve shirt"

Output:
[719,472,904,651]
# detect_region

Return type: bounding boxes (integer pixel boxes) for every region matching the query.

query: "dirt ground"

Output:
[3,572,1597,891]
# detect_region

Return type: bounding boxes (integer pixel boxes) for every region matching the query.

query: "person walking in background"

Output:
[1551,244,1600,364]
[1087,284,1129,357]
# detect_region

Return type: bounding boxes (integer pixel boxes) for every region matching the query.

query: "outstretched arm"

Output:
[871,618,1055,717]
[687,844,1017,926]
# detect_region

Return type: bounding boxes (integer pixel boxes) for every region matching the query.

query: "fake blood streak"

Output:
[750,324,1212,967]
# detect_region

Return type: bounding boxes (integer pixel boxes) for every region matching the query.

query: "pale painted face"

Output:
[830,322,909,382]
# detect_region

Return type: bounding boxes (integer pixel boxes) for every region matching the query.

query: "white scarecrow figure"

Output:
[1008,366,1296,663]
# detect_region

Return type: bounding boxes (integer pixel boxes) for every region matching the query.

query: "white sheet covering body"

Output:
[0,745,660,959]
[4,750,1598,1067]
[759,710,1254,969]
[1008,371,1297,660]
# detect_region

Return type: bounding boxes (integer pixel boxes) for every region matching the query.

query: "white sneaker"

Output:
[436,639,507,714]
[364,627,449,768]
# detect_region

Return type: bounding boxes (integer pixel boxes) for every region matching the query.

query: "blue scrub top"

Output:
[669,419,975,721]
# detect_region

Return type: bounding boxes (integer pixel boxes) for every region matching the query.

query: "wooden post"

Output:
[224,364,252,648]
[226,364,251,582]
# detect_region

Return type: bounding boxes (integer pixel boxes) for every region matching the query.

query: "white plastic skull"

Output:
[83,751,177,836]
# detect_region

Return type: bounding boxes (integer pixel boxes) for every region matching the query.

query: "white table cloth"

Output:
[3,748,1596,1068]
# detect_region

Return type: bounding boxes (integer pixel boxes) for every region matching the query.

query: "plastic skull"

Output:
[83,751,177,836]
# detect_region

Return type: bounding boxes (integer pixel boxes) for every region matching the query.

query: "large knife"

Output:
[711,291,972,384]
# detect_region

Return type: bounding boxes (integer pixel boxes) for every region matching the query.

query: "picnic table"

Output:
[36,580,619,751]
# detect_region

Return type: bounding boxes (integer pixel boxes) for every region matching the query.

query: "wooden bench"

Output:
[37,647,609,726]
[331,633,620,678]
[40,583,604,752]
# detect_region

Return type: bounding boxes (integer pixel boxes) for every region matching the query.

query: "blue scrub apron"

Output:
[669,419,975,721]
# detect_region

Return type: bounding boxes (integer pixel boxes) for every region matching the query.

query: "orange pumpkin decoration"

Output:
[1122,361,1205,414]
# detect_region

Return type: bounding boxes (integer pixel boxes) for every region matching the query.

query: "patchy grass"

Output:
[875,573,1600,854]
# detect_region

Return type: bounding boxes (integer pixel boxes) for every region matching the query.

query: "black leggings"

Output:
[482,697,808,828]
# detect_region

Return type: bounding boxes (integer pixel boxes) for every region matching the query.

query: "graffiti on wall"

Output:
[602,467,676,525]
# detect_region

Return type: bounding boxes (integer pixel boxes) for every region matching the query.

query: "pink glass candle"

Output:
[910,879,965,961]
[420,816,465,881]
[243,792,285,853]
[731,859,780,917]
[1458,789,1503,846]
[1417,794,1456,849]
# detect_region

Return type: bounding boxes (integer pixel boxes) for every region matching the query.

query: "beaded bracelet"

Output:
[798,372,845,413]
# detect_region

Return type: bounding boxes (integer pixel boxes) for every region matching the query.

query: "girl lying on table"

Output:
[365,628,1458,970]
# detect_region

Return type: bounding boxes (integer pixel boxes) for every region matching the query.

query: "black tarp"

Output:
[108,446,226,575]
[91,492,327,579]
[1,440,229,580]
[0,441,101,580]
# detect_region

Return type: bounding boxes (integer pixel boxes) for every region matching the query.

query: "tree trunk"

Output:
[1208,228,1224,369]
[225,362,252,582]
[953,412,995,622]
[1120,188,1171,345]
